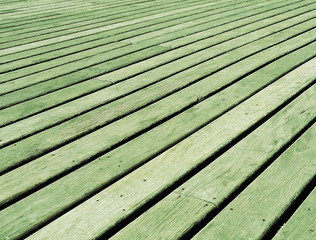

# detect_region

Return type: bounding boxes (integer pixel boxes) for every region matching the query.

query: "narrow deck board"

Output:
[0,1,314,239]
[1,25,314,187]
[0,0,277,94]
[193,123,316,239]
[0,0,253,72]
[111,83,316,240]
[14,59,316,240]
[273,189,316,240]
[1,16,314,152]
[0,0,276,81]
[1,49,314,240]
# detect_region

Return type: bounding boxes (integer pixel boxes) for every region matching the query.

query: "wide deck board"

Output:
[0,0,315,239]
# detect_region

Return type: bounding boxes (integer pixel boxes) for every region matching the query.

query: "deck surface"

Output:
[0,0,315,239]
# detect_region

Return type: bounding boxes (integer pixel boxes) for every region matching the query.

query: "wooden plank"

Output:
[0,0,266,81]
[273,189,316,240]
[20,59,316,240]
[0,6,313,110]
[0,0,271,88]
[0,1,310,126]
[0,36,313,240]
[111,92,316,239]
[1,25,314,175]
[0,0,204,46]
[1,7,314,109]
[0,0,255,72]
[192,124,316,240]
[0,2,224,56]
[0,0,191,30]
[0,0,218,41]
[112,192,214,240]
[0,43,314,238]
[0,0,281,71]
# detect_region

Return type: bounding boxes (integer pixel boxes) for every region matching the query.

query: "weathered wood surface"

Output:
[0,0,315,239]
[273,189,316,240]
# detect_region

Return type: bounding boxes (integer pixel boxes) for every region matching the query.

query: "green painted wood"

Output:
[0,2,315,239]
[0,2,223,56]
[0,0,257,73]
[0,0,205,32]
[111,84,316,240]
[0,0,170,29]
[0,0,220,41]
[0,0,268,82]
[0,0,146,29]
[0,0,272,92]
[21,59,316,240]
[1,8,314,109]
[193,123,316,240]
[0,46,314,239]
[1,25,314,176]
[1,0,288,74]
[0,0,205,46]
[0,1,310,126]
[0,0,187,26]
[2,7,312,117]
[112,192,214,240]
[273,189,316,240]
[0,0,215,30]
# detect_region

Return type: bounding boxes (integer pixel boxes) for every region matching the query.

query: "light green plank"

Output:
[0,0,264,82]
[0,0,253,73]
[1,25,314,176]
[0,0,203,45]
[111,86,316,240]
[0,1,221,56]
[0,0,271,92]
[0,1,310,126]
[0,42,314,240]
[22,58,316,240]
[273,189,316,240]
[193,124,316,240]
[112,192,213,240]
[1,12,314,150]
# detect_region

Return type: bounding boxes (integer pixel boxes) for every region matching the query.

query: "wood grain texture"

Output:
[273,189,316,240]
[23,59,316,240]
[193,123,316,240]
[111,84,316,240]
[1,1,315,239]
[1,29,315,209]
[0,0,280,103]
[0,44,314,240]
[1,21,315,176]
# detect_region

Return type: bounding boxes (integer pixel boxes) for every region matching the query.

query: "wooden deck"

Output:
[0,0,315,239]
